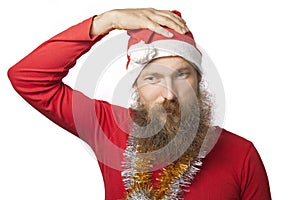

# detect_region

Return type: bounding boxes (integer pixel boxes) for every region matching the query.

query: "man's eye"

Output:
[176,72,189,79]
[144,76,158,83]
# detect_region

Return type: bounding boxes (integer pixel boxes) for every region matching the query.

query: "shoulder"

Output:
[206,127,255,164]
[217,127,253,150]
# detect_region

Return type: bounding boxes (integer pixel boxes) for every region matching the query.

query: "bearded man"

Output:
[8,8,271,200]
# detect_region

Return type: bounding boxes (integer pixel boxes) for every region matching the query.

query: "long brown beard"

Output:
[129,86,213,170]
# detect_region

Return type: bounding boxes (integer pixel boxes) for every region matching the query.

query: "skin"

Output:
[90,8,189,37]
[136,56,200,110]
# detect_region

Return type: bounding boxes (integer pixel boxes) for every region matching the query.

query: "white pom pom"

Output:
[129,41,156,65]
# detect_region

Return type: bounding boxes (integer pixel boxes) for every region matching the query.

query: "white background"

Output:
[1,0,299,199]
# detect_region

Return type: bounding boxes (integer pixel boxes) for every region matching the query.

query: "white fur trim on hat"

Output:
[127,40,202,75]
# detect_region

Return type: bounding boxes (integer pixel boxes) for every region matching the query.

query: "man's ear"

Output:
[132,80,137,89]
[197,73,202,83]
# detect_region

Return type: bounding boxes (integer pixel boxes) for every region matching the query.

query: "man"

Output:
[8,8,271,199]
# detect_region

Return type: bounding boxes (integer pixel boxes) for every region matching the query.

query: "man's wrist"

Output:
[91,11,114,36]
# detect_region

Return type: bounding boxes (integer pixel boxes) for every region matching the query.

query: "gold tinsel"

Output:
[124,155,193,200]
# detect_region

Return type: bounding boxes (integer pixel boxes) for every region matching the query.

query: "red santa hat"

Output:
[126,11,202,78]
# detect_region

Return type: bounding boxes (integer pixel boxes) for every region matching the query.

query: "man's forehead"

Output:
[141,56,195,74]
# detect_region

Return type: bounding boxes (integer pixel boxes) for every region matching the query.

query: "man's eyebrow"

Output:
[177,66,193,71]
[178,67,190,70]
[144,72,160,76]
[140,72,161,77]
[141,64,194,75]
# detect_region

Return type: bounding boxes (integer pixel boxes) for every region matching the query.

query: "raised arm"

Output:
[7,8,188,147]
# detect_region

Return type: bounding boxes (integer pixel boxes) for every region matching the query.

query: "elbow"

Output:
[7,64,29,93]
[7,66,17,87]
[7,65,21,91]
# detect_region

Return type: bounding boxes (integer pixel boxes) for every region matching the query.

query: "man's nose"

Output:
[161,79,176,100]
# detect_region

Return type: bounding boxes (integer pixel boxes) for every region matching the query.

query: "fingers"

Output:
[143,8,189,37]
[148,13,188,35]
[148,22,174,38]
[157,10,187,28]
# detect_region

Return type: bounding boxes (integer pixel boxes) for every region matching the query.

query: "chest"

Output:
[99,156,241,200]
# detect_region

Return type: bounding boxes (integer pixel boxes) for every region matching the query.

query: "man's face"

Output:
[136,56,200,111]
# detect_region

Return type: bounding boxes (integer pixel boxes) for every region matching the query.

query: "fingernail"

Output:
[166,31,174,38]
[185,26,189,32]
[181,27,188,34]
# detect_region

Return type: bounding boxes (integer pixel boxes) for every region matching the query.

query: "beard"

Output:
[128,85,213,170]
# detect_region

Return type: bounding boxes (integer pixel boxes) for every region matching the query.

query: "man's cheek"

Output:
[179,87,198,101]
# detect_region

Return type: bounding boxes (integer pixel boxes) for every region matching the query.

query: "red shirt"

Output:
[8,17,271,200]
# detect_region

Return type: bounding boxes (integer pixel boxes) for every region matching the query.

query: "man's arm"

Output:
[7,8,188,146]
[240,144,272,200]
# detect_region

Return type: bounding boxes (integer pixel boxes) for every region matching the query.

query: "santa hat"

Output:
[126,10,202,78]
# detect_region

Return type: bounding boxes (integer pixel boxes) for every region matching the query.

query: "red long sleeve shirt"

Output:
[8,17,271,200]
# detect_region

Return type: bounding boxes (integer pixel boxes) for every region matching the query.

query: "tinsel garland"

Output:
[121,135,205,200]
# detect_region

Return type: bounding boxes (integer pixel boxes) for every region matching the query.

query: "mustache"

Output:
[150,98,180,116]
[162,99,179,113]
[131,97,197,128]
